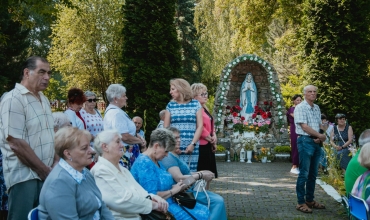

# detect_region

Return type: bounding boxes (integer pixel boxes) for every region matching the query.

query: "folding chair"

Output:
[342,196,350,220]
[27,207,38,220]
[349,194,370,220]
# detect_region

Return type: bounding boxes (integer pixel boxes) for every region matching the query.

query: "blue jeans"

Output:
[296,136,321,204]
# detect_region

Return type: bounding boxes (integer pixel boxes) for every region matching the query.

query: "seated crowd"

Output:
[0,67,225,219]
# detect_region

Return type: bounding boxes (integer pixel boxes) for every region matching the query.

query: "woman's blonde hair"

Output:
[190,83,207,99]
[358,142,370,169]
[55,127,91,159]
[170,78,192,102]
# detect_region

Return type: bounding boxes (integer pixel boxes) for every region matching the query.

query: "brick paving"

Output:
[210,161,347,220]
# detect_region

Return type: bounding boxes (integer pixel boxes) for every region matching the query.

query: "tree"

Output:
[48,0,124,102]
[175,0,202,83]
[299,0,370,135]
[122,0,182,134]
[0,2,30,94]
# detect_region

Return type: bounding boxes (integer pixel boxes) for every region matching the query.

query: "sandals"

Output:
[306,201,326,209]
[296,204,312,213]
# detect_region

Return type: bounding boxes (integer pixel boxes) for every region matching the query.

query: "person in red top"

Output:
[191,83,217,189]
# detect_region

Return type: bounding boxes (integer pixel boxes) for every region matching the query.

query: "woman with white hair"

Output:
[104,84,145,169]
[91,130,168,219]
[52,112,72,133]
[80,90,104,140]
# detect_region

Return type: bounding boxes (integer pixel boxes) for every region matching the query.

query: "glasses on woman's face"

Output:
[87,98,97,103]
[199,92,208,97]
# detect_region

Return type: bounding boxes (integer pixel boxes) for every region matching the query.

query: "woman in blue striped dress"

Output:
[164,78,203,172]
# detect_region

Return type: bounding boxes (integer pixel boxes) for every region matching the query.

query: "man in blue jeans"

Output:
[294,85,327,213]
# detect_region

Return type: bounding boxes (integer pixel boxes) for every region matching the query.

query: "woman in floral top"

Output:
[80,90,104,141]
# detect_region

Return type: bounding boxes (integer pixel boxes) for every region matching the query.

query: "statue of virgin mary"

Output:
[240,73,257,120]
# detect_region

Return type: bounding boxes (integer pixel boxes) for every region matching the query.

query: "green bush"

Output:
[274,146,291,153]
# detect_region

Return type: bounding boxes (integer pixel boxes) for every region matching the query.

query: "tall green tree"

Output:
[48,0,124,102]
[299,0,370,134]
[122,0,182,134]
[0,2,30,94]
[175,0,202,83]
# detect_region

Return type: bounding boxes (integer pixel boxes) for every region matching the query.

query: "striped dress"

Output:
[166,99,201,172]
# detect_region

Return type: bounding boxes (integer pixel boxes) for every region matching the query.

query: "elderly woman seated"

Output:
[91,130,168,219]
[52,112,72,132]
[131,128,209,220]
[161,127,227,220]
[351,142,370,206]
[38,127,113,219]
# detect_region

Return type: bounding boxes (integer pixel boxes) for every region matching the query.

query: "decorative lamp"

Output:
[240,148,245,162]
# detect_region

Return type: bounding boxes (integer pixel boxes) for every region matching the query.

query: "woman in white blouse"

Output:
[91,130,168,220]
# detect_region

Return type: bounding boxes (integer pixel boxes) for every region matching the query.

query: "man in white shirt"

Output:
[0,56,55,219]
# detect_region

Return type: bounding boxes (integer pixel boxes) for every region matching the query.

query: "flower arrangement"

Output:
[251,104,272,134]
[243,124,258,132]
[257,147,270,161]
[225,99,245,133]
[243,138,255,151]
[216,145,226,153]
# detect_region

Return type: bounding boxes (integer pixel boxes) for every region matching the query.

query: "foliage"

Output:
[43,73,67,101]
[273,145,291,153]
[205,95,214,115]
[243,138,255,151]
[258,124,269,134]
[122,0,181,135]
[321,144,345,196]
[216,144,226,152]
[175,0,202,83]
[0,3,30,94]
[48,0,124,103]
[233,123,244,133]
[298,0,370,135]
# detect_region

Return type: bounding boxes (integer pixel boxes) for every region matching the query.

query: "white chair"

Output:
[349,194,369,220]
[27,207,38,220]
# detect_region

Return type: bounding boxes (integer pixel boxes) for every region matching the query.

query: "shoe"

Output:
[290,168,300,174]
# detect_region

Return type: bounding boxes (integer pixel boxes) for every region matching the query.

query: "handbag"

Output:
[172,192,196,209]
[140,210,175,220]
[193,179,210,208]
[139,195,175,220]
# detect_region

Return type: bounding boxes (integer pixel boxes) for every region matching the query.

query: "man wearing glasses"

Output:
[294,85,326,213]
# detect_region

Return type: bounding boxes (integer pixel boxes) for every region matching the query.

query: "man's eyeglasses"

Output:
[87,99,97,103]
[199,92,208,97]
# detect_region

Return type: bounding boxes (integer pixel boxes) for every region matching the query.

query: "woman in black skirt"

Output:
[191,83,218,188]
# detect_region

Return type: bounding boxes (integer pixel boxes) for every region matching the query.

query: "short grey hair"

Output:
[358,143,370,169]
[52,112,71,130]
[105,84,126,103]
[159,110,166,119]
[94,130,121,156]
[167,126,180,134]
[303,85,318,94]
[84,90,96,98]
[149,128,176,152]
[359,129,370,147]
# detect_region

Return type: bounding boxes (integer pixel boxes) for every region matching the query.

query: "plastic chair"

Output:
[349,194,369,220]
[342,196,350,220]
[27,207,38,220]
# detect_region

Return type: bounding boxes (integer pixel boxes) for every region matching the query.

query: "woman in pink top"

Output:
[191,83,217,187]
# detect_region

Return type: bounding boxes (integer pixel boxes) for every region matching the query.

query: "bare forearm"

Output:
[121,133,141,144]
[7,136,51,180]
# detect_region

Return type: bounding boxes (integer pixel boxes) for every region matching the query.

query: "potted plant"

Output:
[274,145,291,158]
[258,147,269,163]
[243,138,255,163]
[233,123,244,134]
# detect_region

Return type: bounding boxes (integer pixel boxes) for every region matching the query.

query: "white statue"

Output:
[240,73,257,120]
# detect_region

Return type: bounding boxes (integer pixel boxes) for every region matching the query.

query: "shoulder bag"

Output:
[140,196,175,220]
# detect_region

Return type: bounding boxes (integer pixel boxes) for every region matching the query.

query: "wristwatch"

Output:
[191,142,196,146]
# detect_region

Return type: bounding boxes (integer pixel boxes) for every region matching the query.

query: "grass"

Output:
[320,143,346,196]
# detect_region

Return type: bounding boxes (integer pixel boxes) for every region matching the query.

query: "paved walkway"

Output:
[210,161,347,220]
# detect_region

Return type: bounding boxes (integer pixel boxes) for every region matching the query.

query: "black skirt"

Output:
[197,142,218,178]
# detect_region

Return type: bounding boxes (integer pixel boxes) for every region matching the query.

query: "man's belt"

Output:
[298,135,316,139]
